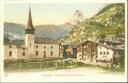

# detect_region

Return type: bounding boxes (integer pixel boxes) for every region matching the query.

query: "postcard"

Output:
[0,0,127,82]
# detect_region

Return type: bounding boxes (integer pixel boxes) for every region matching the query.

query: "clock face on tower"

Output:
[29,36,33,41]
[30,37,33,40]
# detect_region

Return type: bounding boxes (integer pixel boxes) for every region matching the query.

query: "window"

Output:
[44,51,46,58]
[9,46,12,48]
[36,51,38,56]
[51,51,53,56]
[107,52,109,55]
[23,52,25,56]
[59,52,60,56]
[44,46,46,49]
[36,45,38,48]
[114,51,117,55]
[100,47,102,49]
[51,46,53,49]
[30,43,31,47]
[23,48,25,51]
[9,51,12,56]
[103,52,105,55]
[100,52,102,55]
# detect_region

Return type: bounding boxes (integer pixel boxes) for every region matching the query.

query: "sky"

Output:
[4,3,108,25]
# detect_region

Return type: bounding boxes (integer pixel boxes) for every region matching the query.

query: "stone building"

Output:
[4,7,60,60]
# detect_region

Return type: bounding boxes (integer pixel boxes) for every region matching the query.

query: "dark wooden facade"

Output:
[60,44,79,59]
[77,41,98,62]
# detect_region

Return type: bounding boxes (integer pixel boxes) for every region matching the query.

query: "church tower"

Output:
[25,6,35,58]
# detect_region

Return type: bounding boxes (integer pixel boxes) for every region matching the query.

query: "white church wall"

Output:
[17,48,28,59]
[35,44,60,59]
[34,44,44,59]
[4,45,18,60]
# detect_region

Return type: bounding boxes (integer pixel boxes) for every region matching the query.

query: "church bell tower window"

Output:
[9,46,12,48]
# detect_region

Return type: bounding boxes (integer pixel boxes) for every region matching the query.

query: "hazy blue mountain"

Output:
[4,23,25,40]
[35,24,72,40]
[4,22,72,41]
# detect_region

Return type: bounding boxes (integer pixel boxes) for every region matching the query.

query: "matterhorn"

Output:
[66,10,84,25]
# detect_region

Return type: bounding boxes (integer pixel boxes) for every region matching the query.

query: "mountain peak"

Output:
[66,10,84,25]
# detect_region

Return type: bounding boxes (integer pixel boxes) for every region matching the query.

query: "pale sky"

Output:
[4,3,107,25]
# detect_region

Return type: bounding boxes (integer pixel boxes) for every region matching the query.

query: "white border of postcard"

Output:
[0,0,127,82]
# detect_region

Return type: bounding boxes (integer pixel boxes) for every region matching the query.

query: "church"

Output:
[4,7,61,60]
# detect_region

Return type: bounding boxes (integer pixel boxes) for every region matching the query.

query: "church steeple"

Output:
[25,5,35,34]
[25,5,35,57]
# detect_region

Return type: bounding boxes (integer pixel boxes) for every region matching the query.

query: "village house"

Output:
[75,39,125,67]
[77,41,98,62]
[61,43,78,58]
[4,7,61,60]
[96,40,125,67]
[60,38,125,68]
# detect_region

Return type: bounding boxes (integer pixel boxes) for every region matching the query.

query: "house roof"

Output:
[97,39,124,50]
[99,44,125,51]
[66,43,81,48]
[64,40,98,48]
[99,39,122,45]
[79,40,98,46]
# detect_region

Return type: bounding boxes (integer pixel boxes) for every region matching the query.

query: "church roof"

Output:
[4,40,24,45]
[4,38,59,45]
[35,37,59,44]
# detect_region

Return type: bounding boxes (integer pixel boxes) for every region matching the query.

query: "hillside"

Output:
[62,3,125,43]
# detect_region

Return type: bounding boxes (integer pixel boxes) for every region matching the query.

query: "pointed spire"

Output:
[26,4,34,30]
